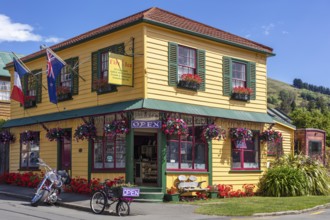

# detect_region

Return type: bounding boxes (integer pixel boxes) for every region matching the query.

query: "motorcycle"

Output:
[31,158,71,207]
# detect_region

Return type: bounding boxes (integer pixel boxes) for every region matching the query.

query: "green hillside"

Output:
[267,77,330,110]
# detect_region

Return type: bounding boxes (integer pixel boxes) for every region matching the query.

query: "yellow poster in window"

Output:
[108,53,133,86]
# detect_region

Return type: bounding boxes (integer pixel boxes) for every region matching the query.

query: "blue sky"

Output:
[0,0,329,87]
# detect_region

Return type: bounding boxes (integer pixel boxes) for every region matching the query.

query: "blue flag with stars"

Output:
[46,49,65,104]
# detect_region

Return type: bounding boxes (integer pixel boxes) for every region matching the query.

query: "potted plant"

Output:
[162,117,188,136]
[74,122,97,141]
[104,115,129,137]
[231,86,253,101]
[229,127,253,148]
[207,185,219,198]
[21,130,39,144]
[46,128,69,142]
[202,124,226,142]
[164,187,180,202]
[177,73,202,91]
[93,78,117,94]
[56,86,72,101]
[260,129,282,143]
[0,130,15,144]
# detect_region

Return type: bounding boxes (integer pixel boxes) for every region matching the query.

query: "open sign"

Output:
[122,187,140,197]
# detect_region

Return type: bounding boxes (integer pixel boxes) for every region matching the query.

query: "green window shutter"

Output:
[34,70,42,103]
[247,62,256,100]
[91,51,99,92]
[197,49,206,91]
[71,57,79,95]
[222,56,232,96]
[168,42,178,86]
[109,43,125,55]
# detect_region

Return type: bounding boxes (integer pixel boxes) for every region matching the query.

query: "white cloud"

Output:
[262,23,275,36]
[282,30,289,35]
[0,14,62,43]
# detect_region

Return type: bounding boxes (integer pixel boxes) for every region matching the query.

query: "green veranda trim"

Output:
[3,98,274,128]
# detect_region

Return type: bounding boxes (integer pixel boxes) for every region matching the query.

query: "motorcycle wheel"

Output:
[116,200,130,216]
[90,191,107,214]
[31,189,49,207]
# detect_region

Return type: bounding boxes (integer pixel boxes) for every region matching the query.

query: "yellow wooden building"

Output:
[3,7,295,201]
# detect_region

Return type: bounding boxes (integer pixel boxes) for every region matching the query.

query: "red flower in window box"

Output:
[180,73,202,84]
[232,87,253,95]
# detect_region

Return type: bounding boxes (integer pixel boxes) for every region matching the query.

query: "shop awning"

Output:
[3,99,274,128]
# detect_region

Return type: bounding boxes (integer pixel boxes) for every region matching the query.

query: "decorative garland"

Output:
[202,124,226,141]
[162,117,188,136]
[260,129,282,143]
[0,130,15,144]
[46,128,70,142]
[73,122,97,141]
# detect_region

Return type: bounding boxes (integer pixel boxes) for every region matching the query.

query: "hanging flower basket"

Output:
[0,130,15,144]
[260,129,282,143]
[46,128,70,142]
[162,117,188,136]
[202,124,226,141]
[104,116,129,137]
[74,122,97,141]
[229,128,253,141]
[21,130,39,144]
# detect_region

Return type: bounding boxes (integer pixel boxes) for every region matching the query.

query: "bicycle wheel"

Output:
[90,191,107,214]
[116,200,130,216]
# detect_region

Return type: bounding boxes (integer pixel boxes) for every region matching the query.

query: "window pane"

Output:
[232,61,246,88]
[166,140,179,169]
[116,135,126,168]
[94,139,103,168]
[105,138,114,168]
[181,141,192,169]
[232,150,241,168]
[194,142,206,169]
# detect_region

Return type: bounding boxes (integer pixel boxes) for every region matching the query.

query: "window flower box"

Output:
[24,96,36,108]
[177,73,202,91]
[231,87,253,101]
[94,78,117,94]
[57,86,72,102]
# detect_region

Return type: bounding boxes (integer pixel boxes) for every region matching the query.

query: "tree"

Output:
[293,78,303,88]
[279,90,296,114]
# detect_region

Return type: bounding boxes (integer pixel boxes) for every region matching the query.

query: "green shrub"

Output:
[258,154,330,196]
[258,166,307,197]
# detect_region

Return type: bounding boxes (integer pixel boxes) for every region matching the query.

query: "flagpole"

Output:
[12,52,48,91]
[43,46,86,82]
[11,52,30,73]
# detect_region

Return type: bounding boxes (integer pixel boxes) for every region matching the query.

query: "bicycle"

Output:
[90,179,140,216]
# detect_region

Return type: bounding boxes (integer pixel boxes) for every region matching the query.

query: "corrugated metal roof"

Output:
[4,99,274,128]
[267,108,295,129]
[0,52,24,77]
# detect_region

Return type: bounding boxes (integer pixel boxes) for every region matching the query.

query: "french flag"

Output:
[10,58,28,106]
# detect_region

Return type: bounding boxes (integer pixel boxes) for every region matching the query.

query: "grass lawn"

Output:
[188,196,330,216]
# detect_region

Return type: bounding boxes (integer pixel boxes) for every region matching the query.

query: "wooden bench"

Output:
[177,175,209,194]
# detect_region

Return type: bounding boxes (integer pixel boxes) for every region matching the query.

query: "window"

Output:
[232,61,246,88]
[20,132,40,170]
[231,132,259,170]
[166,115,207,171]
[267,139,283,157]
[0,80,10,101]
[222,57,256,99]
[178,46,196,79]
[92,114,126,170]
[56,57,79,101]
[168,42,205,91]
[22,69,42,107]
[91,43,125,94]
[308,141,322,159]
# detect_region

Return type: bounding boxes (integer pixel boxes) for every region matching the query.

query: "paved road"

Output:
[1,193,330,220]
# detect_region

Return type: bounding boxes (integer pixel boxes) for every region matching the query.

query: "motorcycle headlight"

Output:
[49,173,58,182]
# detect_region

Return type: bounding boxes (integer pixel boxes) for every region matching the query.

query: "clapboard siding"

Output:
[145,25,268,113]
[9,25,145,119]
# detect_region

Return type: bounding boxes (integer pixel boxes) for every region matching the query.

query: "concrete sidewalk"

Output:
[0,184,206,217]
